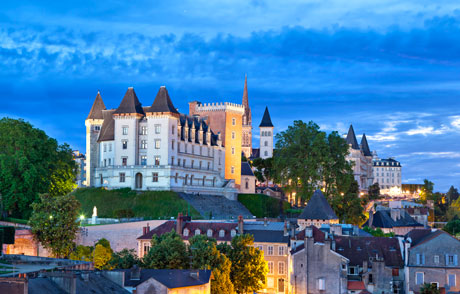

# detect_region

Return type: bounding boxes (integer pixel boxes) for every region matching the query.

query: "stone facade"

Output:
[345,125,374,191]
[373,155,402,193]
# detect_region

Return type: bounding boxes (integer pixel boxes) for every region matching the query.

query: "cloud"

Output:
[406,124,450,136]
[400,151,460,159]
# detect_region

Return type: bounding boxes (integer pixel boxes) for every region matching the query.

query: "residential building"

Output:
[297,190,339,230]
[259,106,274,159]
[345,125,374,191]
[404,229,460,293]
[373,154,402,193]
[86,86,238,198]
[256,186,285,199]
[319,224,372,237]
[365,207,424,235]
[240,162,256,194]
[73,150,86,187]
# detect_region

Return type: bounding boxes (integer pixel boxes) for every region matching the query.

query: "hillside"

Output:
[238,194,291,218]
[73,188,201,219]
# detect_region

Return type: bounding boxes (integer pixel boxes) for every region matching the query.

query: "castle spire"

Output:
[149,86,179,114]
[113,87,145,115]
[242,75,251,126]
[87,91,106,120]
[360,133,372,156]
[259,106,274,127]
[346,124,359,150]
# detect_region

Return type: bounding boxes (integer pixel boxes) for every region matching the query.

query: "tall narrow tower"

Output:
[85,91,106,187]
[241,75,252,158]
[259,107,274,159]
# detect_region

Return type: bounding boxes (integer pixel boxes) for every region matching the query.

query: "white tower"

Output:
[259,107,274,159]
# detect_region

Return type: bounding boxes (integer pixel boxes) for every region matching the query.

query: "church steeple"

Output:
[346,124,359,150]
[242,75,251,126]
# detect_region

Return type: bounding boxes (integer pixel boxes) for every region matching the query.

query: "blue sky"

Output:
[1,0,460,191]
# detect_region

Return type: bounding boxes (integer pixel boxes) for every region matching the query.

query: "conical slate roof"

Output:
[360,133,372,156]
[113,87,145,115]
[346,125,359,149]
[298,190,338,220]
[242,75,251,125]
[87,92,106,120]
[97,109,116,142]
[148,86,179,114]
[259,107,274,127]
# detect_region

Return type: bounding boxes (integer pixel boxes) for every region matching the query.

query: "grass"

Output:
[73,188,201,219]
[238,194,291,218]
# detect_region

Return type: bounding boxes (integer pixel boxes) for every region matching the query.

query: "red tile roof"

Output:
[348,281,366,290]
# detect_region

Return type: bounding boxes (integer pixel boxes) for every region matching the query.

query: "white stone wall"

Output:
[373,165,402,190]
[114,116,139,166]
[260,126,274,159]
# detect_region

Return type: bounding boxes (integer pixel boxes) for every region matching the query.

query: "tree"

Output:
[0,118,77,218]
[69,245,93,262]
[362,226,395,237]
[420,179,434,203]
[252,157,274,185]
[29,193,80,258]
[142,230,189,269]
[109,248,139,269]
[330,179,366,225]
[94,244,114,270]
[443,219,460,236]
[420,283,440,294]
[226,234,267,294]
[446,186,460,205]
[189,235,234,294]
[368,182,381,200]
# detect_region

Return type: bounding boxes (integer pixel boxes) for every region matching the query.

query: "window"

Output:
[104,144,107,152]
[245,180,249,189]
[108,158,111,165]
[349,267,357,275]
[219,230,225,237]
[191,160,195,168]
[141,140,147,149]
[155,139,161,149]
[141,155,147,165]
[317,278,325,291]
[122,157,127,166]
[140,126,148,135]
[175,173,178,183]
[155,124,161,134]
[449,274,456,287]
[278,262,285,275]
[232,118,236,126]
[183,159,186,167]
[231,166,235,174]
[172,125,175,135]
[447,254,458,265]
[264,141,268,146]
[267,246,273,256]
[154,156,160,166]
[416,272,424,285]
[267,277,274,288]
[104,159,107,166]
[207,229,213,237]
[143,243,150,255]
[416,254,425,265]
[207,162,210,170]
[109,143,112,152]
[152,172,158,182]
[278,278,285,292]
[119,173,125,182]
[231,229,236,237]
[122,126,128,135]
[264,151,268,156]
[199,161,202,169]
[434,255,439,264]
[431,283,439,289]
[232,131,235,139]
[268,262,274,274]
[231,147,235,155]
[94,125,101,131]
[195,229,201,235]
[172,140,175,150]
[122,140,128,149]
[183,229,189,236]
[279,246,285,256]
[369,274,373,284]
[177,159,181,166]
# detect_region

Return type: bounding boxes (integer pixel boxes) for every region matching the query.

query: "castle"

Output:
[85,78,274,197]
[345,124,374,191]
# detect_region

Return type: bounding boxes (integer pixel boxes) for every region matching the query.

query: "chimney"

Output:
[188,101,201,116]
[264,217,268,226]
[142,222,150,235]
[290,224,296,238]
[177,213,183,235]
[331,237,336,251]
[305,227,313,238]
[283,220,288,236]
[391,209,400,222]
[238,215,244,234]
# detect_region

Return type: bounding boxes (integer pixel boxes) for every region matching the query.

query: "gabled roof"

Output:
[348,281,366,291]
[405,229,445,248]
[360,133,372,156]
[298,190,338,221]
[364,209,423,229]
[87,92,106,120]
[97,110,116,142]
[259,107,274,127]
[118,269,212,289]
[346,125,359,150]
[241,162,254,176]
[113,87,145,115]
[148,86,179,114]
[243,229,289,243]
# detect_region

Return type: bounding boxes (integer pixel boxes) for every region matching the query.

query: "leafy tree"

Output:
[420,283,440,294]
[443,219,460,236]
[420,179,434,203]
[69,245,93,262]
[142,230,189,269]
[226,234,267,294]
[330,179,366,225]
[29,193,80,258]
[252,157,274,185]
[109,248,139,269]
[362,226,395,237]
[0,118,77,218]
[189,235,234,294]
[446,186,460,205]
[368,182,381,200]
[94,244,114,270]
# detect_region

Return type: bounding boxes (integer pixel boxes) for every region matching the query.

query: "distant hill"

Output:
[73,188,201,219]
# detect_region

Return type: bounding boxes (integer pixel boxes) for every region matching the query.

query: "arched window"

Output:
[264,151,268,156]
[231,229,236,237]
[219,230,225,237]
[195,229,201,235]
[264,141,268,146]
[245,179,249,189]
[100,174,103,185]
[183,229,189,236]
[207,229,213,237]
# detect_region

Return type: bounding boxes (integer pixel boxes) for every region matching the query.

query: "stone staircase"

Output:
[177,192,254,220]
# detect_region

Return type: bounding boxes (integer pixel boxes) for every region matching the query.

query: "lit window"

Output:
[119,173,125,182]
[267,246,273,256]
[122,157,127,166]
[141,155,147,165]
[155,139,161,149]
[279,246,285,256]
[268,262,274,274]
[122,140,128,149]
[152,172,158,182]
[232,118,236,126]
[154,156,160,166]
[155,124,161,134]
[141,140,147,149]
[122,126,128,135]
[278,262,285,275]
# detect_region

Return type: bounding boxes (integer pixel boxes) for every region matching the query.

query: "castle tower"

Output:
[85,91,106,187]
[241,75,252,158]
[259,106,274,159]
[189,102,244,185]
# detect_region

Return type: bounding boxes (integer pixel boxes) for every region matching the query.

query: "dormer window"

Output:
[231,229,236,237]
[207,229,213,237]
[183,229,189,236]
[219,230,225,237]
[195,229,201,235]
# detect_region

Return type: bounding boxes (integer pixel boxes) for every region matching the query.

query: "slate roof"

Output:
[87,92,106,120]
[241,162,254,176]
[298,190,338,220]
[178,114,218,146]
[259,107,274,127]
[244,229,289,243]
[113,87,145,115]
[250,148,260,159]
[97,109,116,142]
[148,86,179,114]
[373,158,401,167]
[405,229,444,248]
[346,124,359,149]
[334,236,404,267]
[360,134,372,156]
[364,209,423,229]
[291,226,326,254]
[119,269,212,289]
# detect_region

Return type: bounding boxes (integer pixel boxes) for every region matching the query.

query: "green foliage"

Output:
[368,182,381,200]
[443,219,460,236]
[2,217,29,224]
[69,245,93,262]
[227,234,267,294]
[73,188,201,219]
[362,226,395,237]
[251,157,274,184]
[420,179,434,203]
[420,283,440,294]
[142,230,189,269]
[238,194,290,218]
[94,244,114,270]
[0,118,77,218]
[446,186,460,205]
[331,180,366,225]
[109,248,139,269]
[114,209,135,218]
[29,193,81,258]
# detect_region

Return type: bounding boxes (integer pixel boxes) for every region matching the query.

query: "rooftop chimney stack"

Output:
[238,215,244,234]
[177,213,183,235]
